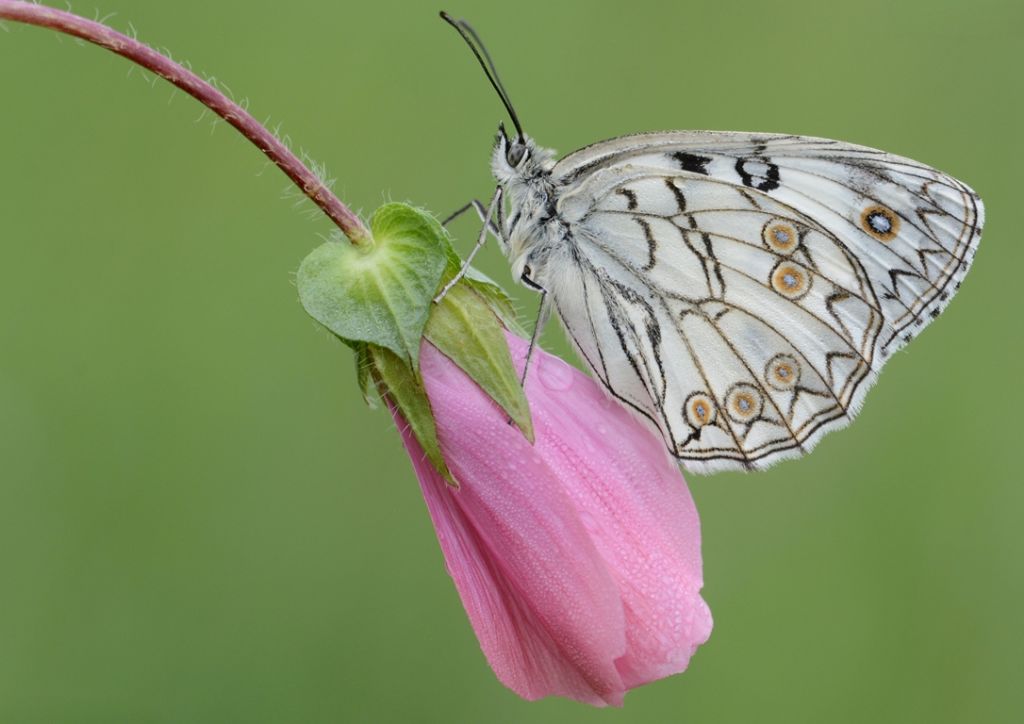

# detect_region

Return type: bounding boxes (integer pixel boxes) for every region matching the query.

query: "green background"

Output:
[1,0,1020,721]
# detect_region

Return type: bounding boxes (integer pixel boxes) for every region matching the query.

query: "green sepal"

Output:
[435,224,525,336]
[368,344,455,486]
[425,283,534,443]
[353,342,379,408]
[297,203,450,364]
[462,269,525,337]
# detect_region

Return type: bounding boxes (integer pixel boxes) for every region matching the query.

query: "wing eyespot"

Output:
[860,205,900,241]
[761,218,800,255]
[685,392,717,427]
[725,384,764,424]
[765,354,801,391]
[770,261,812,300]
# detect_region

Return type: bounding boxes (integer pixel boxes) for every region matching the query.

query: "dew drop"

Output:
[539,355,575,391]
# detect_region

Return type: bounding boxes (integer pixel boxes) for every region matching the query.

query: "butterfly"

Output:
[439,13,984,474]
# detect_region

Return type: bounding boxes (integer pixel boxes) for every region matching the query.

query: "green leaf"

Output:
[425,283,534,442]
[297,203,450,364]
[369,344,454,485]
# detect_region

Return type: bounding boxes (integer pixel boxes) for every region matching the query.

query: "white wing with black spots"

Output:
[493,130,982,472]
[554,132,982,358]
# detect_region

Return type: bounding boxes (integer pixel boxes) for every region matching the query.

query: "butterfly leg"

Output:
[434,186,502,303]
[441,192,510,248]
[441,200,501,239]
[519,290,551,387]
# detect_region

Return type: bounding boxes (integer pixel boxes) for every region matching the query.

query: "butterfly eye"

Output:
[506,142,527,167]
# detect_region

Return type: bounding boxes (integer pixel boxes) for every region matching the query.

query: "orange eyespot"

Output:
[762,219,799,254]
[686,393,716,427]
[860,205,900,241]
[726,384,763,423]
[765,354,801,391]
[771,262,811,300]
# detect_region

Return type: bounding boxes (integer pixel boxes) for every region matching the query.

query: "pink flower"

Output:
[395,332,712,706]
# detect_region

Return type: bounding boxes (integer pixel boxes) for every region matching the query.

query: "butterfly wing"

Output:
[545,132,982,472]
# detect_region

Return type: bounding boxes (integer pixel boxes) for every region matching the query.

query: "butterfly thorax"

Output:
[491,135,564,284]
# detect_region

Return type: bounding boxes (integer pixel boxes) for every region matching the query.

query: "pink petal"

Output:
[396,332,712,705]
[399,396,627,705]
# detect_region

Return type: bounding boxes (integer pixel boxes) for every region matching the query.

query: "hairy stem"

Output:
[0,0,372,246]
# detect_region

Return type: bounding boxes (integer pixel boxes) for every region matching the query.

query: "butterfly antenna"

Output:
[440,11,525,142]
[458,20,511,107]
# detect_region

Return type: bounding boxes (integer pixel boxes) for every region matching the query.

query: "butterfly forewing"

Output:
[539,132,982,472]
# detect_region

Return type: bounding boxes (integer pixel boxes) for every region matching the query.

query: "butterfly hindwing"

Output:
[540,132,982,471]
[553,168,880,470]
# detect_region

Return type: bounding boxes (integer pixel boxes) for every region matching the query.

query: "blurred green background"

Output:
[1,0,1020,721]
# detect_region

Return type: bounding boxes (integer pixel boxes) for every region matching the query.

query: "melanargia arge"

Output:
[439,13,983,474]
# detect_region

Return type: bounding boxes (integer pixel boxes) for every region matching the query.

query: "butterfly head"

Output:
[440,13,554,182]
[491,123,555,185]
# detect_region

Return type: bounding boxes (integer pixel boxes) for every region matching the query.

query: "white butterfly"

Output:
[440,14,984,474]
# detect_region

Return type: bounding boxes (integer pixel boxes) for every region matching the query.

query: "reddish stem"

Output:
[0,0,372,246]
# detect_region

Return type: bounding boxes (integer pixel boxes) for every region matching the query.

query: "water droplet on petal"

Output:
[538,354,574,391]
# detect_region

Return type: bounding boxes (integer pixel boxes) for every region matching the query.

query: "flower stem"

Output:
[0,0,372,247]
